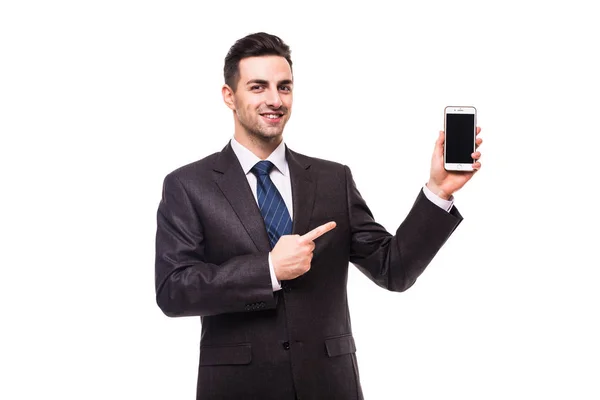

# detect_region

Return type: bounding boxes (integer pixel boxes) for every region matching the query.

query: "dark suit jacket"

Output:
[155,142,462,400]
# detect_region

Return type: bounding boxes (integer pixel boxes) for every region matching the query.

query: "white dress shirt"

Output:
[230,137,454,292]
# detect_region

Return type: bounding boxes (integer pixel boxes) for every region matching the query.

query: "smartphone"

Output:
[444,106,477,171]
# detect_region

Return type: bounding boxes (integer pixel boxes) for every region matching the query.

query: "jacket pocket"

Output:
[325,334,356,357]
[199,343,252,366]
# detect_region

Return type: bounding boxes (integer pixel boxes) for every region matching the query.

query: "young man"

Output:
[155,32,482,400]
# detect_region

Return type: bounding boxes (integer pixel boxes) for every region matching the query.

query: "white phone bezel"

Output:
[444,106,477,172]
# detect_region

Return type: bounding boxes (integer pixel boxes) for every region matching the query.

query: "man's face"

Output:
[227,56,293,141]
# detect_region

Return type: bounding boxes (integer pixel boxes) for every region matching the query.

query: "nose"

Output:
[265,89,282,109]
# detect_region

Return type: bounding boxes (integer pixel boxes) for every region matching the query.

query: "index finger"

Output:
[300,221,337,242]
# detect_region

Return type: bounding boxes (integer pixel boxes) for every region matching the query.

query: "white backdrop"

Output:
[1,1,599,399]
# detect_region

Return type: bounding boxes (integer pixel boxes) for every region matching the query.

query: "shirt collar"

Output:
[230,137,289,176]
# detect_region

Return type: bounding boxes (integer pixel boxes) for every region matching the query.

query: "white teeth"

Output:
[263,114,280,119]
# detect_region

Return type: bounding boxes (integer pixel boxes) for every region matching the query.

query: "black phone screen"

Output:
[445,113,475,164]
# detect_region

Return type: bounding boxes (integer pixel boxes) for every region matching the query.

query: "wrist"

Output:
[426,180,452,200]
[269,252,280,280]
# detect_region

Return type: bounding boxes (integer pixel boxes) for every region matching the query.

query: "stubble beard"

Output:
[238,110,288,144]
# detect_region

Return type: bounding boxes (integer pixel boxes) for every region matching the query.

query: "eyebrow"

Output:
[246,79,293,86]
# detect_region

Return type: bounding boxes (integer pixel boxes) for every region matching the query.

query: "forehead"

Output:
[238,56,293,83]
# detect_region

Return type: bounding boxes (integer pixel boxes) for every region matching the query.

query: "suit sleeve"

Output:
[345,165,463,292]
[155,173,277,317]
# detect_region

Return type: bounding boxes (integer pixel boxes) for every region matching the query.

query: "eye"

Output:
[250,85,264,91]
[279,85,292,92]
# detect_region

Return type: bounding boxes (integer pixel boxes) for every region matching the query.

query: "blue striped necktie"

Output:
[251,160,292,249]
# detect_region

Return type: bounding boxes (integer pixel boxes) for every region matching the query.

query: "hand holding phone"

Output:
[444,106,477,171]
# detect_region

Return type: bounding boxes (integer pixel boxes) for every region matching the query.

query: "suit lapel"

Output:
[286,146,316,236]
[213,143,271,253]
[212,142,316,251]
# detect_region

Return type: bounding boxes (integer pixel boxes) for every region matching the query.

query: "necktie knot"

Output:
[251,160,274,177]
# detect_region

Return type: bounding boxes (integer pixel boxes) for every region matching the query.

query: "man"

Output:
[155,32,482,400]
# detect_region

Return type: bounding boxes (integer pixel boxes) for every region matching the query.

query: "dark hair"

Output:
[224,32,293,91]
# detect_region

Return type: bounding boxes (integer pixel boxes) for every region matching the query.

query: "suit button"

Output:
[282,341,290,350]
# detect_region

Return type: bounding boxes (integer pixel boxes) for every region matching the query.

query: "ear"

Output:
[222,84,236,111]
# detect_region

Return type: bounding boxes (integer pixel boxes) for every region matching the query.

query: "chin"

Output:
[255,126,284,140]
[259,132,283,141]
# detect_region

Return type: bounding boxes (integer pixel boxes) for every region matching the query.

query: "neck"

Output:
[234,131,283,160]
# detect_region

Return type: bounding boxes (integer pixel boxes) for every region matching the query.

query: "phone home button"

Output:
[457,164,462,169]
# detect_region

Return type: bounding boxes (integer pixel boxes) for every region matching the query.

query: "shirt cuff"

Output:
[422,184,454,212]
[268,252,282,292]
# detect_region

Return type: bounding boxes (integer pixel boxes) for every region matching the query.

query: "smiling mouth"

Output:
[260,113,284,119]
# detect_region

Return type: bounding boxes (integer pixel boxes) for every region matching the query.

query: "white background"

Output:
[1,1,599,399]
